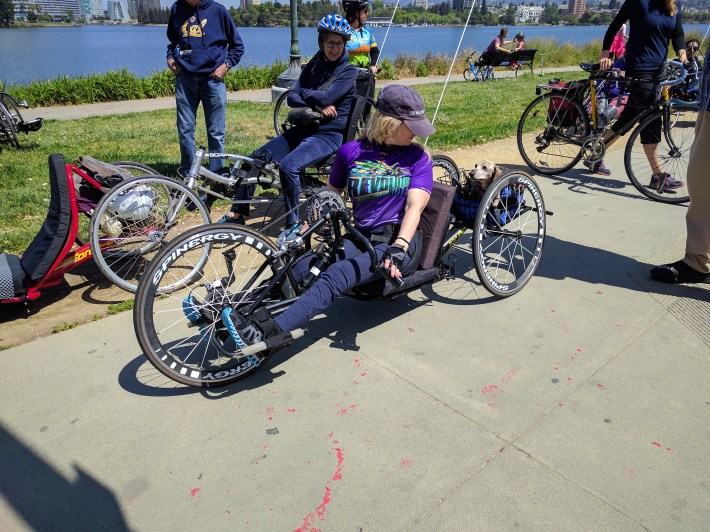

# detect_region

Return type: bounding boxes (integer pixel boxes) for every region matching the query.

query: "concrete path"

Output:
[2,77,709,531]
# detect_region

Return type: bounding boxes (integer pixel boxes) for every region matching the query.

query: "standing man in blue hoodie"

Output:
[166,0,244,173]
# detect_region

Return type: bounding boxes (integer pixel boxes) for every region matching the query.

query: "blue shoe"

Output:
[278,222,303,244]
[216,213,245,225]
[221,308,263,350]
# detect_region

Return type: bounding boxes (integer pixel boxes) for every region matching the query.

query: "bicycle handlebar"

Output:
[583,60,688,87]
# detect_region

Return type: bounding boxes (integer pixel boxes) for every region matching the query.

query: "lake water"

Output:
[1,24,708,86]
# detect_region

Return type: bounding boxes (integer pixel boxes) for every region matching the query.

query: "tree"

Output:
[65,9,73,23]
[0,0,14,26]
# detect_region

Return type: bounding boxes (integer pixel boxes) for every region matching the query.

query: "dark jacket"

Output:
[288,50,357,133]
[603,0,684,72]
[166,0,244,75]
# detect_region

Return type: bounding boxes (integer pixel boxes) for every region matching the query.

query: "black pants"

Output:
[611,70,662,145]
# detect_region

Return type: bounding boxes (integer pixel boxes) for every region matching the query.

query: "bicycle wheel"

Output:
[273,90,294,136]
[0,97,19,148]
[432,154,462,187]
[134,224,296,387]
[111,161,161,177]
[89,175,211,293]
[463,68,475,81]
[472,171,546,297]
[517,93,589,175]
[624,106,695,204]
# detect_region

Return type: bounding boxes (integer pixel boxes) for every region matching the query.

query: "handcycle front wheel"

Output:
[472,171,546,297]
[624,106,695,204]
[89,175,211,293]
[517,93,590,175]
[134,224,296,387]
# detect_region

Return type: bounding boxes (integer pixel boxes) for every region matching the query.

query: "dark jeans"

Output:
[611,70,661,144]
[231,128,342,224]
[175,72,226,173]
[273,235,419,333]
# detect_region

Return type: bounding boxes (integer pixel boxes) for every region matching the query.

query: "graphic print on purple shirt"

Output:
[329,140,433,229]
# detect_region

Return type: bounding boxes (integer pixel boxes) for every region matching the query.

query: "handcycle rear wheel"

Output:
[472,171,546,297]
[89,175,211,293]
[273,90,294,136]
[624,106,695,204]
[432,154,462,187]
[0,94,20,148]
[134,224,295,387]
[517,93,590,175]
[76,161,161,247]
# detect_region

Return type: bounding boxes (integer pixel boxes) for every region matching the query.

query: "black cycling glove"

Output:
[383,244,407,271]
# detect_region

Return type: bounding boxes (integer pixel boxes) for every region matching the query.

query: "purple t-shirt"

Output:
[484,36,503,55]
[329,139,433,229]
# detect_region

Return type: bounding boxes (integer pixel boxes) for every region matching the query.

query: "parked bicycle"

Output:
[516,61,695,204]
[462,51,492,82]
[0,92,43,149]
[133,156,549,387]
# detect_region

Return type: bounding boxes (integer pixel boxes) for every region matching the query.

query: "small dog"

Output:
[462,159,502,198]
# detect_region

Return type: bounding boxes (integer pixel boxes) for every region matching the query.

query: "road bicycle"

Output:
[516,61,695,204]
[462,51,492,82]
[0,92,43,149]
[132,156,549,387]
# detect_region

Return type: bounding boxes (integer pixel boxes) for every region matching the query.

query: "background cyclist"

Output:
[342,0,379,101]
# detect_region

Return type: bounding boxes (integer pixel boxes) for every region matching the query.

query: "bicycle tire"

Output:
[431,154,462,188]
[111,161,161,177]
[472,171,546,297]
[273,90,293,136]
[134,224,295,387]
[517,93,589,175]
[624,106,695,204]
[0,96,20,148]
[89,175,211,293]
[463,68,475,81]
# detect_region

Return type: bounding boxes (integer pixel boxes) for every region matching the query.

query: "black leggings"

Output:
[611,70,662,145]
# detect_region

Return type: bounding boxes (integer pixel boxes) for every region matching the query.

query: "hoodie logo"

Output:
[181,16,207,38]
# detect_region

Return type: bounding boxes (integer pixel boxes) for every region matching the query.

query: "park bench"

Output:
[478,48,538,79]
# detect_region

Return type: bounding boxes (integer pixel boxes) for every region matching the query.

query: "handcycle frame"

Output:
[0,155,122,304]
[517,60,695,204]
[133,164,549,387]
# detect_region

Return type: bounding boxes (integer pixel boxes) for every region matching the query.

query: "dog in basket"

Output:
[461,159,502,199]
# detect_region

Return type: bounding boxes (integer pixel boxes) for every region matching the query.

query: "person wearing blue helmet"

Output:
[219,14,357,244]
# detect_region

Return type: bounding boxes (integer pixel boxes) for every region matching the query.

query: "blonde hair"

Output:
[361,111,430,157]
[665,0,678,16]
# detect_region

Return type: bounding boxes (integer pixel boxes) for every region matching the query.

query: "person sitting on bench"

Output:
[480,27,512,65]
[221,85,436,348]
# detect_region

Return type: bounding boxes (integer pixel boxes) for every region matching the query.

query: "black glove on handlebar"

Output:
[384,244,407,271]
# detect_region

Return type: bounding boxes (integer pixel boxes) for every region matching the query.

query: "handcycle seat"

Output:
[349,180,457,298]
[0,154,73,300]
[17,117,43,133]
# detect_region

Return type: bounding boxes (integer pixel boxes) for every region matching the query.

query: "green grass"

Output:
[107,300,134,314]
[0,69,582,255]
[52,321,79,333]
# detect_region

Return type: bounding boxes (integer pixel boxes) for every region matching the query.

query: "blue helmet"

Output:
[317,14,351,41]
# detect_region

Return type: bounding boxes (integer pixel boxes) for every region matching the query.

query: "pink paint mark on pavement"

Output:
[190,488,201,497]
[481,385,503,408]
[295,447,345,532]
[549,308,556,312]
[400,458,413,468]
[354,357,361,367]
[360,371,367,377]
[501,369,518,383]
[651,441,661,447]
[597,383,605,388]
[288,408,296,413]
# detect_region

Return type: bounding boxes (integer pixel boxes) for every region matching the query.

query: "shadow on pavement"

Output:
[0,423,129,531]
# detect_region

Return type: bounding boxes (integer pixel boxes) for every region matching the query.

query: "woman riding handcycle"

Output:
[133,86,549,387]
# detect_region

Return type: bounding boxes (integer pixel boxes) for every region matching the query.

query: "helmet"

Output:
[317,14,351,40]
[107,185,155,222]
[515,32,525,40]
[342,0,369,12]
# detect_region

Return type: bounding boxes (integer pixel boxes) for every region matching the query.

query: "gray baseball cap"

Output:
[376,84,436,138]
